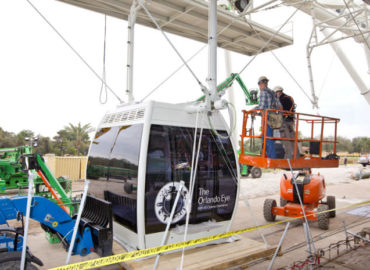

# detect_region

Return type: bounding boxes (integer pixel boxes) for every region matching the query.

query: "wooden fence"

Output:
[44,154,87,181]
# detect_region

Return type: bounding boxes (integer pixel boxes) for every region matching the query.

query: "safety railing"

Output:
[240,109,340,169]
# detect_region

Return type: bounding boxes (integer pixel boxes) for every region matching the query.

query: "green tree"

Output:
[0,128,17,148]
[36,136,53,155]
[16,130,35,146]
[352,137,370,153]
[64,122,94,155]
[53,129,72,156]
[336,136,352,153]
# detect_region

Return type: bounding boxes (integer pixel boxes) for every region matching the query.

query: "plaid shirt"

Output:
[256,87,280,110]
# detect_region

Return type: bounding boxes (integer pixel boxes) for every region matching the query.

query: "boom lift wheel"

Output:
[317,204,330,230]
[326,195,336,218]
[263,199,277,221]
[250,166,262,178]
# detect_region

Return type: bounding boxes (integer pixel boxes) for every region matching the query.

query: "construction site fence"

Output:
[44,154,87,181]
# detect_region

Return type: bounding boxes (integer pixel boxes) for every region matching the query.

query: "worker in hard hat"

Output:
[255,76,281,159]
[274,86,300,159]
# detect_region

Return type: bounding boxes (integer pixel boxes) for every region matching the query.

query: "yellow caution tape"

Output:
[50,199,370,270]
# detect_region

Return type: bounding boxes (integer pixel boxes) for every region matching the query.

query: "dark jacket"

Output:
[279,93,295,120]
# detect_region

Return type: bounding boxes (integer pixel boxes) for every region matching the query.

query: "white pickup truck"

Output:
[358,154,370,167]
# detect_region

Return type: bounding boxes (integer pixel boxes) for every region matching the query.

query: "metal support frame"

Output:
[20,170,34,270]
[321,28,370,105]
[306,25,319,109]
[283,0,370,107]
[66,180,90,264]
[267,222,290,270]
[207,0,218,110]
[126,1,140,103]
[287,160,316,263]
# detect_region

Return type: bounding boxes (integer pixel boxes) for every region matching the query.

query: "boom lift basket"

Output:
[239,109,340,169]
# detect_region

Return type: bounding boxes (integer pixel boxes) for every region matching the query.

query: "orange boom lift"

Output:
[239,109,340,229]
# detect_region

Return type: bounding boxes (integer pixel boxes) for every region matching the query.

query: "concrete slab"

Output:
[17,165,370,269]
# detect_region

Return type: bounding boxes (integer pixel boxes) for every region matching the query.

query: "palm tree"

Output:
[64,123,94,155]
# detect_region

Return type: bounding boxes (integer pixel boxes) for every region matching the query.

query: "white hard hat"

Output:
[258,76,269,84]
[273,86,284,92]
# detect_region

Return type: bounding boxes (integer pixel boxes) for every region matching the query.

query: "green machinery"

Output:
[197,73,259,105]
[238,150,262,178]
[0,146,78,243]
[198,73,262,178]
[0,145,70,196]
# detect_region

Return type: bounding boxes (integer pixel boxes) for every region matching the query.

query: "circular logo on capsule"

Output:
[155,182,189,224]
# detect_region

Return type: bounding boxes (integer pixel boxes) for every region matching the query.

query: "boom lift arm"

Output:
[26,154,73,213]
[0,156,113,268]
[197,73,259,105]
[0,194,113,267]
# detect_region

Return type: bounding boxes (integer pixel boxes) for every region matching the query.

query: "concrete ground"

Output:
[231,164,370,269]
[9,165,370,269]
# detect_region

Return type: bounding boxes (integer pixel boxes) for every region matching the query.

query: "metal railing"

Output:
[240,109,340,160]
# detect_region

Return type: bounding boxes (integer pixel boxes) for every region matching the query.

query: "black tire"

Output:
[327,195,336,218]
[280,197,288,207]
[251,167,262,178]
[317,204,330,230]
[263,199,277,222]
[0,253,39,270]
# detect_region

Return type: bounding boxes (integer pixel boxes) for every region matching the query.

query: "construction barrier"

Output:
[44,155,87,181]
[50,199,370,270]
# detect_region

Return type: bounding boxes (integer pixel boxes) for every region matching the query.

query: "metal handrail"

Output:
[240,109,340,159]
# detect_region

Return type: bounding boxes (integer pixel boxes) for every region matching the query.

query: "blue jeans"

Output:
[264,125,276,159]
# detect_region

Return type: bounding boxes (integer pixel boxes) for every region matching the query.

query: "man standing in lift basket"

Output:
[274,86,300,159]
[254,76,280,159]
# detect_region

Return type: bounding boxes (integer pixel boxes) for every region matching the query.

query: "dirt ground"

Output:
[4,164,370,269]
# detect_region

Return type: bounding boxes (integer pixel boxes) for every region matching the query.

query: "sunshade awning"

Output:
[57,0,293,56]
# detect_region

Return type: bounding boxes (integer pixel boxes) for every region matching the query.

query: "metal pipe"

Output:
[267,222,290,270]
[287,160,316,255]
[346,231,370,243]
[207,0,218,107]
[66,180,90,264]
[126,1,139,103]
[225,50,238,147]
[20,170,34,270]
[364,43,370,74]
[303,222,312,257]
[306,45,319,109]
[153,181,184,270]
[321,29,370,106]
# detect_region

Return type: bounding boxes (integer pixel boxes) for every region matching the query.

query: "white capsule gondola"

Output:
[86,101,240,249]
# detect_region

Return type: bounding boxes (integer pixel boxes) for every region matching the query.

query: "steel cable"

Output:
[25,0,123,103]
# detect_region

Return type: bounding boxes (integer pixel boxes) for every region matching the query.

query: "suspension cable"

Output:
[270,51,314,103]
[140,8,250,102]
[179,111,204,270]
[25,0,123,103]
[99,15,108,104]
[140,45,207,102]
[241,8,316,105]
[137,0,208,93]
[236,1,305,77]
[318,52,335,99]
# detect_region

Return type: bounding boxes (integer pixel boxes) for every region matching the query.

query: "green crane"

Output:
[0,146,73,210]
[196,73,259,105]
